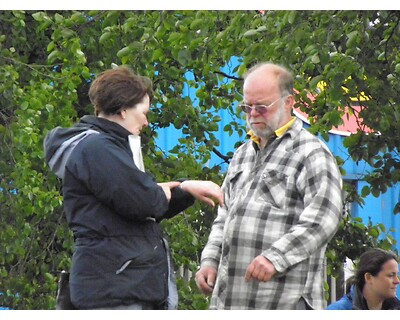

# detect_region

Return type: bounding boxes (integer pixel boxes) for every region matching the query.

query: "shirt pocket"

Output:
[258,169,288,209]
[227,169,244,200]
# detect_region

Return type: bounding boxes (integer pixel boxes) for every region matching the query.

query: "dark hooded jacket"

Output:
[44,115,195,309]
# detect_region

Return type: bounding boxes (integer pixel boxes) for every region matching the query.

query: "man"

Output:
[195,62,343,309]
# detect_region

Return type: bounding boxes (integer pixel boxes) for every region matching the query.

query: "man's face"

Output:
[243,71,287,140]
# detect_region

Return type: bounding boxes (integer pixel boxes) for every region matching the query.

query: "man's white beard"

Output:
[249,124,274,140]
[247,103,284,139]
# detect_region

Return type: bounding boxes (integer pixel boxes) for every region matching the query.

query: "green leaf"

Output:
[54,13,64,23]
[311,53,320,64]
[288,11,297,24]
[309,75,324,89]
[243,29,258,37]
[346,30,359,47]
[361,186,370,197]
[99,32,112,44]
[45,104,54,112]
[177,49,191,66]
[190,18,203,30]
[31,11,45,22]
[46,41,55,52]
[47,50,59,63]
[117,46,131,58]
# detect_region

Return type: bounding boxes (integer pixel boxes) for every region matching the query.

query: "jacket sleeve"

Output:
[159,186,195,221]
[66,135,169,222]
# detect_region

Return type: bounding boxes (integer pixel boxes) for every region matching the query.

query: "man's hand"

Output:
[180,180,224,207]
[245,255,277,283]
[195,266,217,295]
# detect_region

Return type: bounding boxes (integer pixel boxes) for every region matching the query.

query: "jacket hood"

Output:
[44,115,134,179]
[43,116,102,179]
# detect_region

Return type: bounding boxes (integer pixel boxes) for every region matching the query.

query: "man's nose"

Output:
[250,108,262,117]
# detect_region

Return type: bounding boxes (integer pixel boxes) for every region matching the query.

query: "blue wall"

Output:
[322,133,400,253]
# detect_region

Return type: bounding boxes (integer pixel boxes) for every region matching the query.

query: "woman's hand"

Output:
[179,180,224,207]
[158,181,181,201]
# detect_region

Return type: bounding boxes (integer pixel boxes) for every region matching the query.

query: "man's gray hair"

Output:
[244,62,294,96]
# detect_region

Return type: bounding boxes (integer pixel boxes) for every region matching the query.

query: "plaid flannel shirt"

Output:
[201,118,343,309]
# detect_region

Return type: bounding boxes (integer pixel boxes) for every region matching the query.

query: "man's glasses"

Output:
[239,96,286,114]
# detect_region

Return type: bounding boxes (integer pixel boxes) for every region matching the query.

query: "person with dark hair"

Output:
[195,62,343,309]
[327,248,400,310]
[43,66,224,310]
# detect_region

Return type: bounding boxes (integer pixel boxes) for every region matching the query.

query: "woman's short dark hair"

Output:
[354,248,398,290]
[89,67,153,116]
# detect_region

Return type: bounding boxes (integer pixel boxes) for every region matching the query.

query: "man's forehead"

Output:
[243,79,280,99]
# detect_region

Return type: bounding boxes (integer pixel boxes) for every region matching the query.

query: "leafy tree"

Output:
[0,10,398,309]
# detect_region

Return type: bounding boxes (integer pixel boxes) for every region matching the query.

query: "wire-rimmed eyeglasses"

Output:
[239,96,286,114]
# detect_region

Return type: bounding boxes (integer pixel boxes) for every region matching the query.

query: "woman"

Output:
[44,67,224,310]
[326,248,400,310]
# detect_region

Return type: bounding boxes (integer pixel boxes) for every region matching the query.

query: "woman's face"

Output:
[367,258,400,300]
[122,94,150,135]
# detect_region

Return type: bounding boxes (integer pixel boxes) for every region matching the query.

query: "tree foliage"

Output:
[0,10,399,309]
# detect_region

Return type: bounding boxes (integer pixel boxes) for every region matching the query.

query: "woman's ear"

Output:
[364,272,373,284]
[121,109,127,120]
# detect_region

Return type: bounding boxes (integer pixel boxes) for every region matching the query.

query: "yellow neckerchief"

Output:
[247,116,296,147]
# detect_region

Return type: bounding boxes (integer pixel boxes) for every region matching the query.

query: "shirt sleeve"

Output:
[200,178,231,269]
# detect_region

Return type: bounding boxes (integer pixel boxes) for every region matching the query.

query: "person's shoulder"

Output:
[296,126,324,144]
[383,297,400,310]
[288,120,321,144]
[326,294,353,310]
[393,297,400,310]
[69,131,116,160]
[290,124,335,157]
[230,140,254,158]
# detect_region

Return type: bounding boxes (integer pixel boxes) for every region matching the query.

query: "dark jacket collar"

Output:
[79,115,131,139]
